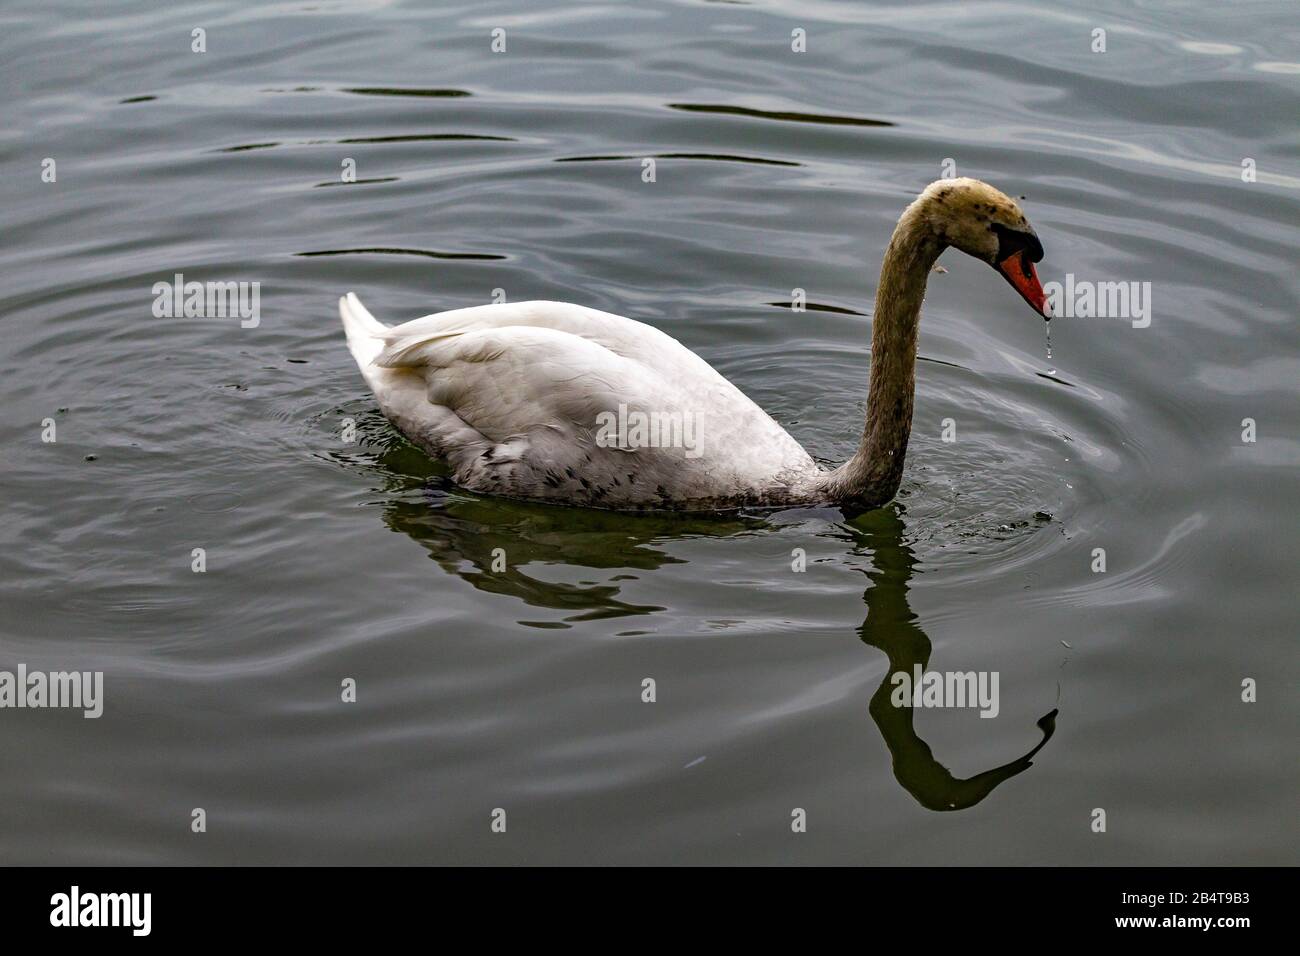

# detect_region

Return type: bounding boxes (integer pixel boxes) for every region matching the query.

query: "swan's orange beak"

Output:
[996,250,1049,318]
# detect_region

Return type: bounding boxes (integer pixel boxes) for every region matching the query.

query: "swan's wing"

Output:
[378,323,648,453]
[377,323,719,505]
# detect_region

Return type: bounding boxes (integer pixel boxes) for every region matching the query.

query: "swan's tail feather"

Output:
[340,292,442,439]
[339,292,387,369]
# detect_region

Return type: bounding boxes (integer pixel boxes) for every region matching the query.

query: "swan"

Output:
[340,177,1049,512]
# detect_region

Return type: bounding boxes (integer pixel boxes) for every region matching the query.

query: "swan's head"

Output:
[914,178,1049,317]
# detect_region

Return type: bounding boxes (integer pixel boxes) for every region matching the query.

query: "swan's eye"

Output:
[990,222,1043,265]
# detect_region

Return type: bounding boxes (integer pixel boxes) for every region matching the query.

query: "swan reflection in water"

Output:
[361,435,1056,811]
[853,507,1057,811]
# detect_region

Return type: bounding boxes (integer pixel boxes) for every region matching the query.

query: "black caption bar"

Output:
[0,866,1284,941]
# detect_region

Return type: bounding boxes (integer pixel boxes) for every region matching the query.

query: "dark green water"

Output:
[1,0,1296,864]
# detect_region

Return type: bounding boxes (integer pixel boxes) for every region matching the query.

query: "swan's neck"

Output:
[824,207,942,508]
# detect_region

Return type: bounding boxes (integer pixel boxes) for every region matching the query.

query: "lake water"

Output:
[1,0,1296,865]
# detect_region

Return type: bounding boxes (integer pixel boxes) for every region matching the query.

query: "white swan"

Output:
[340,178,1048,512]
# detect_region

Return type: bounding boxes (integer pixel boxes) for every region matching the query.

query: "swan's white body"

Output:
[340,293,822,510]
